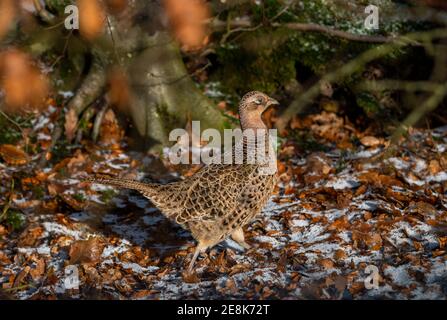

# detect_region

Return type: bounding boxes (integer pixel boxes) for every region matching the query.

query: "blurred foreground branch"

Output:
[391,83,447,143]
[355,80,442,92]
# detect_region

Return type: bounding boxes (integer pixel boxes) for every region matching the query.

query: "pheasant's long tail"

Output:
[84,175,157,193]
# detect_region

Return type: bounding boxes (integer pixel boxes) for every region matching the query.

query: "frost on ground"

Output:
[0,110,446,299]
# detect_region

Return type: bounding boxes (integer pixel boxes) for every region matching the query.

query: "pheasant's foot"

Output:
[230,227,251,251]
[187,243,207,273]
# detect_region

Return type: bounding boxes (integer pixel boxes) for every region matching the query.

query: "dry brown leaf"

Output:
[334,249,347,261]
[182,271,200,283]
[304,153,332,184]
[13,266,30,287]
[360,136,381,147]
[0,225,8,237]
[0,144,29,165]
[320,258,334,269]
[78,0,105,40]
[328,216,350,231]
[0,251,12,265]
[69,237,105,265]
[132,290,156,299]
[99,109,123,145]
[29,258,46,281]
[18,226,44,247]
[428,159,442,174]
[409,201,437,216]
[366,233,383,251]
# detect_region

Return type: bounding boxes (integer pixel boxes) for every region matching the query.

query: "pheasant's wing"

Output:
[173,164,255,224]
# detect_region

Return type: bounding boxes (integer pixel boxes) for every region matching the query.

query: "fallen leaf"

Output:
[319,258,334,269]
[18,226,44,247]
[0,144,29,165]
[182,271,200,283]
[29,259,46,281]
[69,238,105,265]
[428,159,441,174]
[360,136,381,147]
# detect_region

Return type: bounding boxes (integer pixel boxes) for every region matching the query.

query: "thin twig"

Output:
[32,0,55,23]
[50,30,73,69]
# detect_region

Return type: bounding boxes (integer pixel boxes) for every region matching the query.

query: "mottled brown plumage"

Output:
[85,91,279,272]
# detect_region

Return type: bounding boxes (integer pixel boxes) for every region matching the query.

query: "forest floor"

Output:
[0,102,447,300]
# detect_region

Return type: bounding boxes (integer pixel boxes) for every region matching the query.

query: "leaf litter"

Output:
[0,108,446,299]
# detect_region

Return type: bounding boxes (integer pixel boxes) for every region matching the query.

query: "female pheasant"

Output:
[85,91,279,272]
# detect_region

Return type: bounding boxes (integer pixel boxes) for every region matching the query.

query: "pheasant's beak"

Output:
[263,98,279,113]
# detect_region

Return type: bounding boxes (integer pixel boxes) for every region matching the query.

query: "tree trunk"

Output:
[41,0,227,150]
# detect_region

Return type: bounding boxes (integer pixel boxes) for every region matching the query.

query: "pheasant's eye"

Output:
[254,98,263,105]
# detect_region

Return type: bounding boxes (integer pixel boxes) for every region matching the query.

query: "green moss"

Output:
[155,104,184,138]
[100,189,118,203]
[356,92,380,116]
[72,193,86,202]
[31,186,45,200]
[45,0,74,14]
[1,210,26,231]
[0,114,33,145]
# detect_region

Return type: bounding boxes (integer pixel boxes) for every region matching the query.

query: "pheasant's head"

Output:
[238,91,279,130]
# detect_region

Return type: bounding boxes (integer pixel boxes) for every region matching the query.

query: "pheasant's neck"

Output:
[239,113,267,132]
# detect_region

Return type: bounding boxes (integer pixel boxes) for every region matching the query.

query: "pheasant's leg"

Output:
[231,227,251,250]
[187,243,207,273]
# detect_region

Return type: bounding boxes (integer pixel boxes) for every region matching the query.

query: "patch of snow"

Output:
[384,265,413,287]
[388,157,410,170]
[325,177,360,190]
[290,224,330,244]
[292,219,309,227]
[427,172,447,183]
[42,222,83,240]
[349,148,382,160]
[414,158,427,173]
